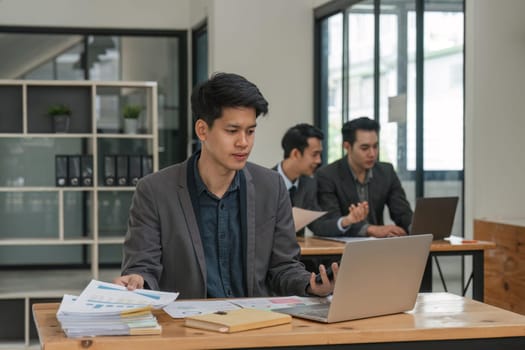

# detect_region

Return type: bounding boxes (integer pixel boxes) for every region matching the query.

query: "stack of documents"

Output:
[56,280,179,337]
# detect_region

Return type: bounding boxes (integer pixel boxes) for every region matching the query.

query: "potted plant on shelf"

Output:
[47,104,71,133]
[123,104,142,134]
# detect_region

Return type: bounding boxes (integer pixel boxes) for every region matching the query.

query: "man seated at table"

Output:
[114,72,336,299]
[273,123,368,237]
[315,117,412,237]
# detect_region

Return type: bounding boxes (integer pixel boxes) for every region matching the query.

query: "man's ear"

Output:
[343,141,351,153]
[195,119,208,141]
[290,148,302,160]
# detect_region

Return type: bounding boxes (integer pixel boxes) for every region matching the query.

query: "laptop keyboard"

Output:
[301,307,329,317]
[291,303,330,318]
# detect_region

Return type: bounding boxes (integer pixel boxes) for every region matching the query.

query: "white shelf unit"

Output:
[0,80,158,348]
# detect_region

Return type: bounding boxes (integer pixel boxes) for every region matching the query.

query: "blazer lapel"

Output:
[242,167,256,296]
[366,166,379,224]
[179,157,207,285]
[338,159,359,208]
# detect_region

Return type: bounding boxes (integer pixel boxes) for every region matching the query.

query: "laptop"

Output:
[410,196,459,240]
[278,234,432,323]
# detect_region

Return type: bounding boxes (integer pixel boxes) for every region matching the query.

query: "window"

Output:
[315,0,465,295]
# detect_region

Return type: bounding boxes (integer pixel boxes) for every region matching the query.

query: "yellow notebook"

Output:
[184,308,292,333]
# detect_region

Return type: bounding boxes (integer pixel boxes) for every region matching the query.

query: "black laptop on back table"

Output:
[410,196,459,240]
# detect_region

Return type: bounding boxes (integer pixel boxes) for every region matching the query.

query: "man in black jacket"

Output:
[315,117,412,237]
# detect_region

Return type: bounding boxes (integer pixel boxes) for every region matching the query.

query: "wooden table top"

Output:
[33,293,525,350]
[298,236,496,256]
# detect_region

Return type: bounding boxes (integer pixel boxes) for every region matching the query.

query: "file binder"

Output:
[81,155,93,186]
[68,155,81,186]
[128,155,142,186]
[141,155,153,177]
[116,155,128,186]
[55,155,68,187]
[103,155,116,186]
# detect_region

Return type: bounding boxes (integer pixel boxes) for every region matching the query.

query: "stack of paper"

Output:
[56,280,179,337]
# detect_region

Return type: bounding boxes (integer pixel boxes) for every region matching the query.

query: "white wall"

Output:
[0,0,190,29]
[209,0,317,167]
[465,0,525,236]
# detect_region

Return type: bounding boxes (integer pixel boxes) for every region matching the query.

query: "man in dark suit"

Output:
[114,73,336,298]
[273,123,322,237]
[315,117,412,237]
[273,123,367,237]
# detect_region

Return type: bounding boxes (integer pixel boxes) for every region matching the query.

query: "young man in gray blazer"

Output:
[315,117,412,238]
[114,73,336,299]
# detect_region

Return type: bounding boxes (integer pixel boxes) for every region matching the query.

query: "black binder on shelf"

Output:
[81,155,93,186]
[103,155,116,186]
[116,155,128,186]
[68,155,81,186]
[128,155,142,186]
[55,155,68,187]
[141,155,153,177]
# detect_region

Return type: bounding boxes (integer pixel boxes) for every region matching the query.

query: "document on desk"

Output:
[293,207,327,232]
[57,294,164,337]
[75,280,179,311]
[228,296,329,310]
[163,296,329,319]
[163,300,241,318]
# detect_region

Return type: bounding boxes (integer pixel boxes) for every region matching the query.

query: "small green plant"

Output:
[47,104,71,117]
[123,105,142,119]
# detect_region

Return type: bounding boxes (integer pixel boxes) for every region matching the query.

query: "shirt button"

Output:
[220,204,225,210]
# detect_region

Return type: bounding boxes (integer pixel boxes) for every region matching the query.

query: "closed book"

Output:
[184,308,291,333]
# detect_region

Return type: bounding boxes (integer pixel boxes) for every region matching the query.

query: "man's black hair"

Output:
[341,116,380,146]
[281,123,324,159]
[191,72,269,126]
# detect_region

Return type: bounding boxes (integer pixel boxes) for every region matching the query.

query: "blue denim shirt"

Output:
[194,160,246,298]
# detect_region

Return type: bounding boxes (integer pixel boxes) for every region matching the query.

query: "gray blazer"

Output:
[315,158,413,236]
[122,156,311,299]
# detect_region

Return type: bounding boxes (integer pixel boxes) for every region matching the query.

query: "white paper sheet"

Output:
[163,300,241,318]
[292,207,327,232]
[74,280,179,311]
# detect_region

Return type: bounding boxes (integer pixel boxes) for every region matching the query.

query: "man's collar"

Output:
[277,161,298,190]
[193,152,240,196]
[345,159,374,184]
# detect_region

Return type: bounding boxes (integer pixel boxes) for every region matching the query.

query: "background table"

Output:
[298,236,495,302]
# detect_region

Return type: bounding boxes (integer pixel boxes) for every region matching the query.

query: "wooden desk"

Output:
[33,293,525,350]
[298,237,496,302]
